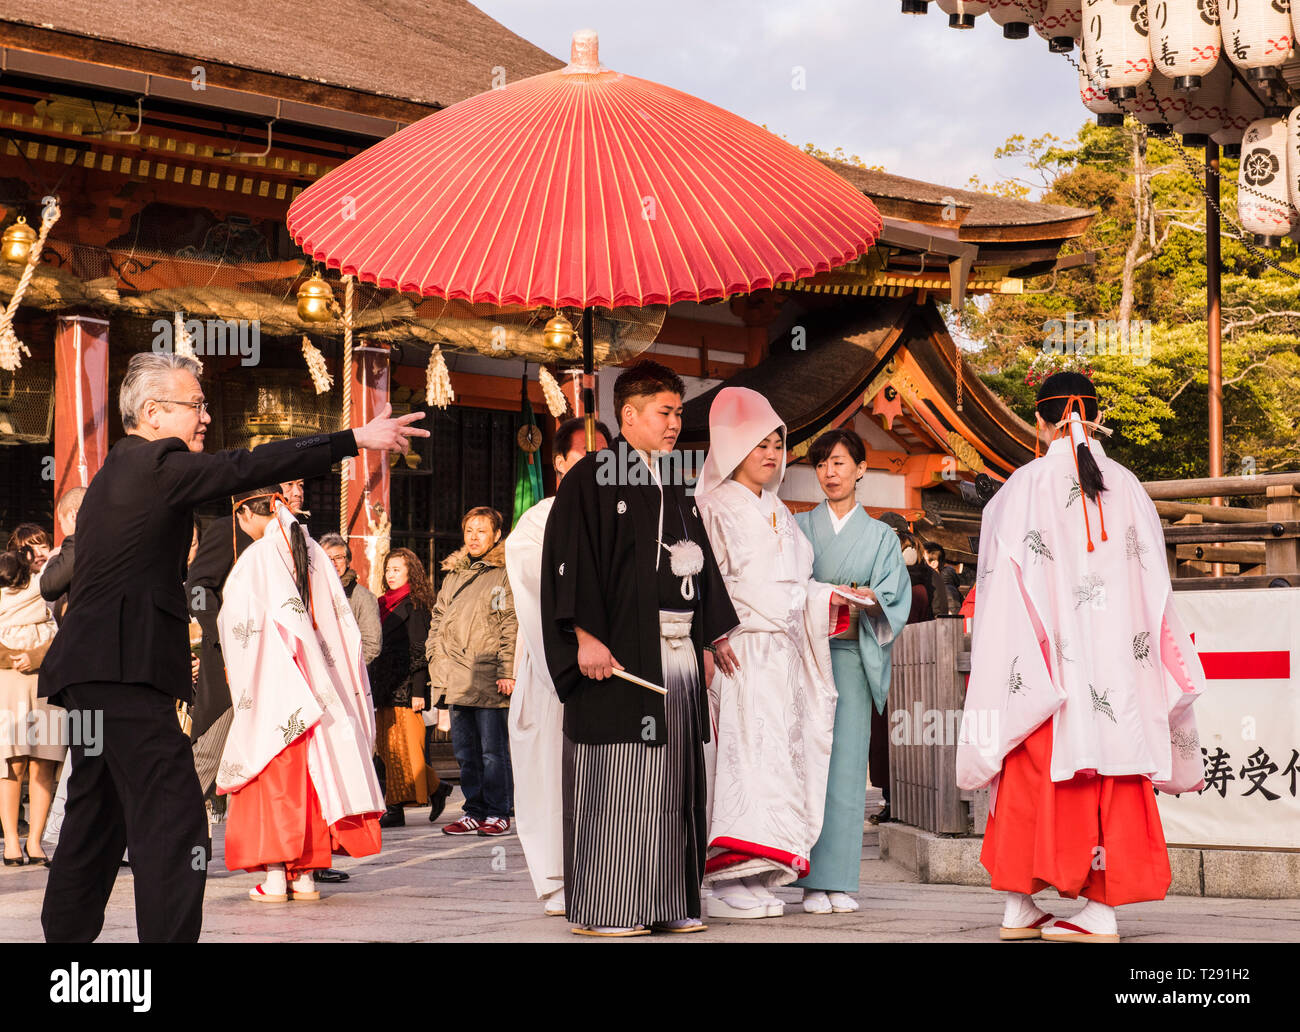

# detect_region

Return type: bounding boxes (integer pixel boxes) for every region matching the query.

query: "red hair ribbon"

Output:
[1036,394,1108,553]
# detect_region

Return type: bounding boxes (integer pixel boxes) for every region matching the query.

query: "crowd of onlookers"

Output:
[1,459,973,861]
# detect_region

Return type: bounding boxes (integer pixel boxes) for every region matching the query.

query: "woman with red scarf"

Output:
[368,548,443,827]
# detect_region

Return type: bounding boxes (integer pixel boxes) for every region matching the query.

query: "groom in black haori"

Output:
[541,360,739,936]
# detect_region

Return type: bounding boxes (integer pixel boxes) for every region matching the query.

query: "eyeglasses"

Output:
[154,398,209,415]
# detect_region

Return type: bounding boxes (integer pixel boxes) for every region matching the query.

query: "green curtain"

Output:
[512,393,544,528]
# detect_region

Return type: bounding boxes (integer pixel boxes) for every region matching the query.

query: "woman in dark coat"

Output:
[367,548,445,827]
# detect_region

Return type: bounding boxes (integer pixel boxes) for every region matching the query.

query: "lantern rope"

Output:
[538,364,569,417]
[0,200,61,371]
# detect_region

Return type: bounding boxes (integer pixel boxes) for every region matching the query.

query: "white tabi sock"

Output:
[260,864,287,895]
[715,877,763,908]
[1002,891,1049,929]
[742,877,780,903]
[1067,899,1119,936]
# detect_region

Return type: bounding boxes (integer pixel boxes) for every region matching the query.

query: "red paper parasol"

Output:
[287,31,882,308]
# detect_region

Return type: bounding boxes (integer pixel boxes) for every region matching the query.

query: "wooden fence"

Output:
[887,617,971,835]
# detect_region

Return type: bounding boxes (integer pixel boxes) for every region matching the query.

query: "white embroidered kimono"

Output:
[957,436,1206,803]
[695,385,841,888]
[504,496,565,900]
[216,504,384,827]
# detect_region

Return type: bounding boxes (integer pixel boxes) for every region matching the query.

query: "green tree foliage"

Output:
[963,120,1300,482]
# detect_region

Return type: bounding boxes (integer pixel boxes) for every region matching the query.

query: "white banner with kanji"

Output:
[1156,589,1300,849]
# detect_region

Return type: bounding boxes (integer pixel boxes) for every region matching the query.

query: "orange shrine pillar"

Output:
[345,341,391,590]
[52,313,110,544]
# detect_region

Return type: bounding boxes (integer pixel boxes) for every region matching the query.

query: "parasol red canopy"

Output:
[287,31,882,309]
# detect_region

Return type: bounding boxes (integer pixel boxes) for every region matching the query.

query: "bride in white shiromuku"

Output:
[695,387,863,920]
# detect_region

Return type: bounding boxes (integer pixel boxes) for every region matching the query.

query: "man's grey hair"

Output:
[120,352,202,431]
[319,532,351,562]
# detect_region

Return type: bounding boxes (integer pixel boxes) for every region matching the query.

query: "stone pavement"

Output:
[2,787,1298,942]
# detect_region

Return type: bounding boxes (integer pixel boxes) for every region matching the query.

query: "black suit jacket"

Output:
[39,430,356,704]
[367,598,431,709]
[185,513,253,739]
[39,532,75,625]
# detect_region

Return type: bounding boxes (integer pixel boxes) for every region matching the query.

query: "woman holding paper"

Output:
[695,387,866,919]
[789,429,913,914]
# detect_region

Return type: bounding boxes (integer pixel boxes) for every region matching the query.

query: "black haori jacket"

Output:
[40,430,356,706]
[540,437,738,746]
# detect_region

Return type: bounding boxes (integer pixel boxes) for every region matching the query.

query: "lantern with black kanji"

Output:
[1036,0,1082,52]
[1079,64,1124,127]
[1173,58,1232,147]
[1149,0,1222,91]
[1082,0,1153,102]
[1221,0,1293,84]
[989,0,1046,39]
[937,0,991,29]
[1214,75,1266,157]
[1238,116,1294,248]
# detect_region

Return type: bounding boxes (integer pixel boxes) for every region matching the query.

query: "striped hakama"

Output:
[562,610,706,929]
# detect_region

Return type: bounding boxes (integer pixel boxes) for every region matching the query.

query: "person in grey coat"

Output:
[321,533,382,664]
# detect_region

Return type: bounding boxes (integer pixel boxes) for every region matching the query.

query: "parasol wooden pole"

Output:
[582,306,596,450]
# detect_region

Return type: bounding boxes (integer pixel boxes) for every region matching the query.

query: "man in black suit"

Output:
[39,352,426,943]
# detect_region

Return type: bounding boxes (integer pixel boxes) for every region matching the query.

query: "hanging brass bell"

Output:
[296,271,335,322]
[542,313,575,351]
[1,217,37,266]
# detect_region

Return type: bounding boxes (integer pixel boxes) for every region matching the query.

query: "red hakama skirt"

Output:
[225,730,382,875]
[981,720,1171,906]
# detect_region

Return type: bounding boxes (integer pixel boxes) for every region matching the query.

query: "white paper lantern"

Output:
[1037,0,1083,51]
[1080,63,1125,126]
[937,0,991,28]
[1287,106,1300,229]
[1238,116,1295,247]
[1149,0,1222,91]
[1221,0,1293,84]
[1213,75,1267,155]
[1173,58,1233,146]
[989,0,1047,38]
[1083,0,1154,100]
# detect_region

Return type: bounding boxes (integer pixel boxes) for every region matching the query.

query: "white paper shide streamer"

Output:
[426,344,454,409]
[302,335,333,393]
[538,365,568,417]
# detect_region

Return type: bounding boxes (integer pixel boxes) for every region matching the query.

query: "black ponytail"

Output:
[289,520,311,608]
[1036,371,1106,503]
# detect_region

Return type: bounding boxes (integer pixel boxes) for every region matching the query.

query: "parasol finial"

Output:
[564,30,606,74]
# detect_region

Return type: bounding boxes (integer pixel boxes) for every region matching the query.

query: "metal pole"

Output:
[1207,142,1224,575]
[1207,143,1223,492]
[582,306,596,450]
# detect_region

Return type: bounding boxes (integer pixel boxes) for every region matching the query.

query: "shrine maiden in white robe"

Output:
[956,433,1206,803]
[505,496,564,900]
[696,393,839,888]
[216,502,385,826]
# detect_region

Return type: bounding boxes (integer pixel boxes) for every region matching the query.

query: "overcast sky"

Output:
[473,0,1091,195]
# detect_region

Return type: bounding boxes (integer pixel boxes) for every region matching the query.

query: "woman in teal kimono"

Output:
[792,429,912,914]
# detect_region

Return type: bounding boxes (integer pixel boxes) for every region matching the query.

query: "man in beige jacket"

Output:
[426,506,517,836]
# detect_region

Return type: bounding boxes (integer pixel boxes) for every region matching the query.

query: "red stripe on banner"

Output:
[1198,650,1290,680]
